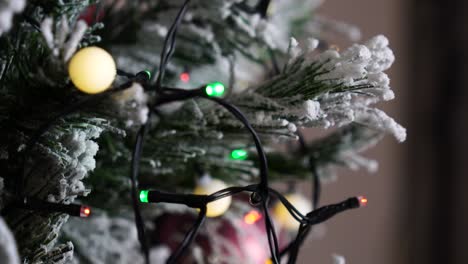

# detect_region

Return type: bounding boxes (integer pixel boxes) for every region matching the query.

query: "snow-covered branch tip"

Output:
[249,35,406,142]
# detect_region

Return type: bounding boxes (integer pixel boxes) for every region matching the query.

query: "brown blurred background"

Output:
[299,0,468,263]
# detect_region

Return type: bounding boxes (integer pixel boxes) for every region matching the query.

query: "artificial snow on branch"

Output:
[0,0,25,36]
[266,124,383,182]
[2,120,108,261]
[63,213,144,263]
[0,217,19,264]
[250,35,405,141]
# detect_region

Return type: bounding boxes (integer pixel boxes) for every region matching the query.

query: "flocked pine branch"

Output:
[250,35,406,142]
[62,213,144,264]
[123,35,405,184]
[2,118,116,262]
[266,124,383,181]
[0,2,117,261]
[106,0,321,84]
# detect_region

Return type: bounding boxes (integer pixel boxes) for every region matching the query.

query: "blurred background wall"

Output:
[406,1,468,264]
[299,0,468,263]
[299,0,410,263]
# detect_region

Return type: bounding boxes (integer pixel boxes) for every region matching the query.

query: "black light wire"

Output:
[166,206,207,263]
[277,130,322,262]
[207,98,270,190]
[127,1,193,262]
[206,97,280,263]
[151,0,191,93]
[130,120,152,264]
[262,1,323,256]
[143,89,281,263]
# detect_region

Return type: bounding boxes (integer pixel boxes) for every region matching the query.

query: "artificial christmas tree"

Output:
[0,0,405,263]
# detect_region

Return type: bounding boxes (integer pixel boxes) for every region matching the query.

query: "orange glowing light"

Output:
[330,44,340,52]
[358,196,368,207]
[80,206,91,217]
[244,210,262,225]
[180,72,190,83]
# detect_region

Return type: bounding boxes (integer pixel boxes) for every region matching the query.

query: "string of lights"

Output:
[277,130,321,262]
[128,1,367,263]
[6,1,369,264]
[151,0,191,93]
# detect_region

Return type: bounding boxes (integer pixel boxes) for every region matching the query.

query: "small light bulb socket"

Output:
[305,197,361,225]
[139,190,208,209]
[16,198,91,218]
[80,206,92,218]
[357,196,368,207]
[204,82,225,97]
[230,149,248,160]
[135,70,152,83]
[249,192,263,206]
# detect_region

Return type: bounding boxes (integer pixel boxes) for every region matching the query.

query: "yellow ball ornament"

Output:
[193,176,231,218]
[68,46,116,94]
[273,193,312,231]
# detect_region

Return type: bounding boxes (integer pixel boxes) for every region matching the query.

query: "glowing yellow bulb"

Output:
[330,44,340,52]
[68,46,116,94]
[244,210,262,225]
[272,193,312,231]
[193,178,231,217]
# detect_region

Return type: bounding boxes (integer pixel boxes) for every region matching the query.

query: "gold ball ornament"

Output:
[68,46,116,94]
[193,177,231,218]
[273,193,312,231]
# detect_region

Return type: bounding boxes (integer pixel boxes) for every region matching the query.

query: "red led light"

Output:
[244,210,262,225]
[80,206,91,217]
[358,196,368,207]
[180,72,190,83]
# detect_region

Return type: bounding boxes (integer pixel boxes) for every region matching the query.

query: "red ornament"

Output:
[79,4,105,25]
[150,197,289,263]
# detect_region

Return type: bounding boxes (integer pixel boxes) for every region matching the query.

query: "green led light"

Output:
[144,70,151,79]
[231,149,248,160]
[139,190,149,203]
[205,82,225,97]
